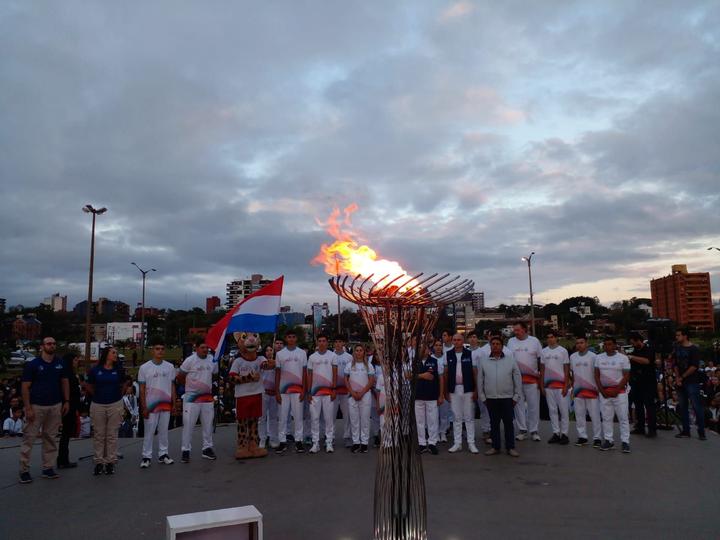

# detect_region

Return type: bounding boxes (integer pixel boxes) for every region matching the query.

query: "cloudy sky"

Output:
[2,1,719,313]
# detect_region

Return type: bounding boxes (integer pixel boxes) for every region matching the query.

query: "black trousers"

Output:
[57,408,77,465]
[486,398,515,450]
[632,381,657,432]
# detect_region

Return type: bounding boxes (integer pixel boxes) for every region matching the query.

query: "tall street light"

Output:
[522,252,536,336]
[132,262,156,362]
[83,205,107,363]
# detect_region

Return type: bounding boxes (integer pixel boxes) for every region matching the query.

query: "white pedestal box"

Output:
[166,505,263,540]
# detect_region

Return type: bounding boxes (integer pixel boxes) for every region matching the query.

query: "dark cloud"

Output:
[1,1,719,311]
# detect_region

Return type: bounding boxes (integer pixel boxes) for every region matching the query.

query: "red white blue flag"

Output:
[206,276,284,359]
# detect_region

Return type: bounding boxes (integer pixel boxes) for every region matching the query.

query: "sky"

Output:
[1,1,719,314]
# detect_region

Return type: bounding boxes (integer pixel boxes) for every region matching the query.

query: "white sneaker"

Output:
[140,458,151,469]
[158,455,174,465]
[309,443,320,454]
[448,443,462,453]
[326,444,334,453]
[259,439,267,449]
[516,432,527,441]
[269,441,280,449]
[531,432,541,442]
[468,442,479,454]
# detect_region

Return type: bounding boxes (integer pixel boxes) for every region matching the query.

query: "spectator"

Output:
[18,336,70,484]
[78,411,91,438]
[705,393,720,433]
[627,332,657,438]
[87,347,128,475]
[672,328,706,441]
[57,351,81,469]
[3,407,24,436]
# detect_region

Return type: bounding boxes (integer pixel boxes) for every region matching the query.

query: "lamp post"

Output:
[522,252,536,336]
[82,205,107,363]
[131,262,156,362]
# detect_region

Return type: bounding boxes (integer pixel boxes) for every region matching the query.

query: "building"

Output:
[471,291,485,311]
[134,306,163,319]
[107,321,147,343]
[0,298,5,314]
[97,298,130,319]
[73,300,96,318]
[91,323,107,341]
[279,311,306,327]
[43,293,67,312]
[569,303,592,319]
[226,274,273,309]
[650,265,714,332]
[11,314,42,341]
[206,296,221,314]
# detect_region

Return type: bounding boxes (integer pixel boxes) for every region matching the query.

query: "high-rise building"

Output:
[43,293,68,312]
[650,265,714,332]
[471,291,485,311]
[226,274,272,309]
[0,298,6,314]
[206,296,221,314]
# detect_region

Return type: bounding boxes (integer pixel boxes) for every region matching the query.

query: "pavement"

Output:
[1,421,718,540]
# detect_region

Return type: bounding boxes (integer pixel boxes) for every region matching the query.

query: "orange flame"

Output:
[312,204,419,291]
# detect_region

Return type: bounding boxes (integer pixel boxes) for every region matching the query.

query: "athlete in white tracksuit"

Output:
[259,346,279,448]
[177,343,218,460]
[345,346,376,451]
[307,336,337,453]
[569,337,602,446]
[275,333,307,453]
[595,338,631,452]
[332,339,353,445]
[540,332,570,444]
[508,323,543,441]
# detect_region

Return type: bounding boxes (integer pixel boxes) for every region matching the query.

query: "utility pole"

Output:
[336,255,342,336]
[83,205,107,362]
[522,252,536,336]
[132,262,156,362]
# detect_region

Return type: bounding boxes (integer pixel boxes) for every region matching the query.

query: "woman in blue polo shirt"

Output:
[87,347,129,475]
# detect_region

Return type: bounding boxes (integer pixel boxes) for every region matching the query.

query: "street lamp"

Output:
[708,247,720,252]
[131,262,156,362]
[521,252,536,336]
[83,205,107,363]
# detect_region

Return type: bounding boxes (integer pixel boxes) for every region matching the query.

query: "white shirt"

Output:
[138,360,176,413]
[179,353,218,403]
[344,361,376,393]
[333,350,353,392]
[508,335,543,384]
[307,350,337,396]
[230,356,266,397]
[595,352,630,391]
[79,416,91,437]
[275,347,307,394]
[541,345,569,389]
[570,351,599,398]
[375,369,386,414]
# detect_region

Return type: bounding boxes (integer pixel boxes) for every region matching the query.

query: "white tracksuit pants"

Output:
[311,395,335,443]
[514,383,540,433]
[142,411,170,459]
[415,400,439,445]
[477,398,491,433]
[438,400,451,435]
[303,399,311,440]
[278,393,304,443]
[545,388,570,435]
[450,387,475,444]
[349,392,371,445]
[574,396,601,440]
[259,393,279,445]
[332,393,351,440]
[181,401,214,452]
[600,393,630,444]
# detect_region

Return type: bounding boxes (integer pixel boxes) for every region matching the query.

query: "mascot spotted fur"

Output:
[229,331,275,459]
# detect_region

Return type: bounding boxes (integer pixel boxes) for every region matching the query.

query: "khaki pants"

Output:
[90,400,124,464]
[19,403,62,473]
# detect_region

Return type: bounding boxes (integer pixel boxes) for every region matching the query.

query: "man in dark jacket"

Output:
[57,352,81,468]
[444,334,478,454]
[627,332,657,438]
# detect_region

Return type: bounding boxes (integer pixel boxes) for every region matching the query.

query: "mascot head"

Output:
[233,331,261,354]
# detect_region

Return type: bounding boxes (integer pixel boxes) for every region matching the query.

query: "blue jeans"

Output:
[678,383,705,435]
